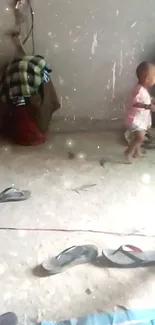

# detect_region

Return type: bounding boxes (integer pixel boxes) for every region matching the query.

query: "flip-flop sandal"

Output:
[0,187,31,202]
[42,245,98,274]
[0,313,18,325]
[102,245,155,268]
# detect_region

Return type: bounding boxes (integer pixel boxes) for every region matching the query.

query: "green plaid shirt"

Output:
[0,55,47,103]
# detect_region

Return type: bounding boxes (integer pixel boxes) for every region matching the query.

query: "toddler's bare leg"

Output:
[125,130,146,163]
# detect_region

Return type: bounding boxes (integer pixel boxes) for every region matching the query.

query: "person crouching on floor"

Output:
[125,61,155,163]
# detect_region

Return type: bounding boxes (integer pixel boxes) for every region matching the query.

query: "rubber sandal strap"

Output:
[116,245,144,263]
[56,246,76,260]
[0,187,24,197]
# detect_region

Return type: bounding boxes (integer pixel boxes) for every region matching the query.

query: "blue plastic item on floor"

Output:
[41,309,155,325]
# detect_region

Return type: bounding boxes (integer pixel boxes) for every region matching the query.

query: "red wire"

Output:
[0,226,152,237]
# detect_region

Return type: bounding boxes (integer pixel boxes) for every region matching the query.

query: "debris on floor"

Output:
[72,184,97,194]
[85,288,92,295]
[1,130,155,319]
[68,152,76,159]
[99,158,106,167]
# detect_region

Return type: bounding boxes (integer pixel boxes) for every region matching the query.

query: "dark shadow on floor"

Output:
[32,264,55,278]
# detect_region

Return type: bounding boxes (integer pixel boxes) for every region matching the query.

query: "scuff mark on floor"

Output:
[91,32,98,55]
[112,61,116,98]
[119,50,123,76]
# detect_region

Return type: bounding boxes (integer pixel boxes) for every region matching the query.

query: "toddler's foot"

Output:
[124,150,133,164]
[134,149,146,158]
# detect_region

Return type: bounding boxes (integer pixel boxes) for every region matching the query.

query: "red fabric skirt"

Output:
[12,106,48,146]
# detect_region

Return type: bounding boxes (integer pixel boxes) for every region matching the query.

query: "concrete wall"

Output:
[0,0,155,127]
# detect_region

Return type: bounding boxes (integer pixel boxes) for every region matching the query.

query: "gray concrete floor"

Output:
[1,131,155,322]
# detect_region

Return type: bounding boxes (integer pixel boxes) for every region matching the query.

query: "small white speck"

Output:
[116,10,119,16]
[73,88,76,92]
[54,44,59,48]
[73,37,80,43]
[90,117,93,120]
[90,56,92,60]
[58,76,64,85]
[5,147,8,151]
[46,169,49,172]
[48,32,56,39]
[5,7,9,11]
[48,146,52,149]
[131,21,137,28]
[76,26,81,29]
[77,152,86,160]
[66,139,74,148]
[69,30,72,35]
[97,146,100,149]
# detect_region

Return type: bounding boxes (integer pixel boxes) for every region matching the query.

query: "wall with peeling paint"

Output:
[0,0,155,126]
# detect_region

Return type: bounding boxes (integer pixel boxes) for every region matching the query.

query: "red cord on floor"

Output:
[0,226,152,237]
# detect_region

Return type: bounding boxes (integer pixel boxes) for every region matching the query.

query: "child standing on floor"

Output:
[125,61,155,163]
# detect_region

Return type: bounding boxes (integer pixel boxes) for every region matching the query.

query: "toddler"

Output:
[125,61,155,163]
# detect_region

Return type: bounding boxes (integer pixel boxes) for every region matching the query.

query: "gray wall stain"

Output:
[0,0,155,124]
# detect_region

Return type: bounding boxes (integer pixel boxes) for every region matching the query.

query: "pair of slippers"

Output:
[1,190,154,272]
[41,244,155,275]
[0,187,31,203]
